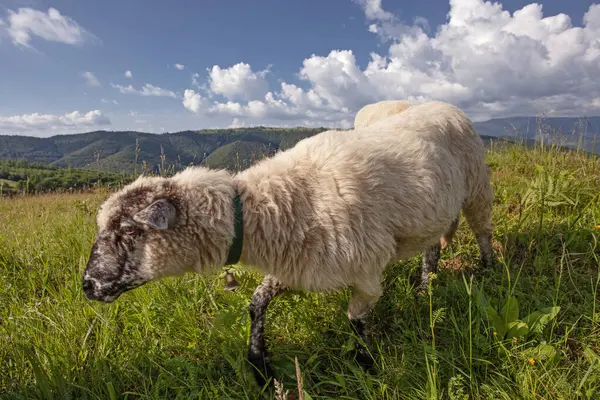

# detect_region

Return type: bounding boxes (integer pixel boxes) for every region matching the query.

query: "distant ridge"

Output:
[0,116,598,173]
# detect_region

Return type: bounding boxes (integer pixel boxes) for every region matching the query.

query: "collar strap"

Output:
[225,193,243,265]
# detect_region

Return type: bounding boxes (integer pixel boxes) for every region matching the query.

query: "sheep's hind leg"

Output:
[417,243,441,294]
[347,284,383,369]
[440,216,460,251]
[462,185,496,269]
[248,275,287,387]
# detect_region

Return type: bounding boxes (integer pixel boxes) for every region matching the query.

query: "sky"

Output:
[0,0,598,137]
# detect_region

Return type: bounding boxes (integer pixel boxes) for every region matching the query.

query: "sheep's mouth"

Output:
[83,287,122,303]
[91,294,119,303]
[82,278,147,303]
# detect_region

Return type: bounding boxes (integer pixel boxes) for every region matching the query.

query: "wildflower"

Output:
[528,357,535,365]
[596,224,600,230]
[513,337,518,343]
[493,331,497,337]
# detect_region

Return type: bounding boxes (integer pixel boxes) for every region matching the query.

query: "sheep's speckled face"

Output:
[82,225,150,302]
[82,197,177,303]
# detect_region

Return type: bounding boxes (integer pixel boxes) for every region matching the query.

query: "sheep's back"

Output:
[353,100,413,129]
[239,114,478,291]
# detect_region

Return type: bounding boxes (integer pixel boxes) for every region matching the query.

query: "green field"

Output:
[1,140,600,399]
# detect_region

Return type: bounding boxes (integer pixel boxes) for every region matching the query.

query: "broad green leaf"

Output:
[506,321,529,339]
[486,305,506,339]
[474,287,488,312]
[521,311,542,328]
[502,296,519,324]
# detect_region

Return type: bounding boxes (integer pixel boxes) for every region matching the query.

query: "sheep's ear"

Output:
[133,199,177,230]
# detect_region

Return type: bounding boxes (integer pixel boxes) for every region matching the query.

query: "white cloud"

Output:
[0,110,111,133]
[355,0,393,21]
[229,118,246,128]
[349,0,600,120]
[101,98,118,105]
[174,63,185,70]
[81,71,100,87]
[183,89,205,113]
[124,70,133,78]
[139,84,177,97]
[3,7,96,47]
[208,62,270,102]
[111,83,177,98]
[180,1,600,126]
[111,84,136,94]
[192,73,201,87]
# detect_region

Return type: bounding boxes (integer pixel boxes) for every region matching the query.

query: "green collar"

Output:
[225,193,243,265]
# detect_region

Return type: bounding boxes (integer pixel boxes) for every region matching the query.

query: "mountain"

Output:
[0,127,326,174]
[474,116,600,154]
[0,117,598,174]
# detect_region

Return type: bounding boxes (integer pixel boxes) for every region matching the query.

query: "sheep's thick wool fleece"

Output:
[94,101,491,300]
[353,100,413,129]
[233,100,490,296]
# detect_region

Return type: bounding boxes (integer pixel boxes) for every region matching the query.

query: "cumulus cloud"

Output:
[183,89,205,113]
[208,62,270,102]
[0,110,111,134]
[2,7,96,47]
[111,83,177,98]
[180,0,600,127]
[229,118,246,128]
[174,63,185,70]
[124,70,133,78]
[350,0,600,120]
[81,71,100,87]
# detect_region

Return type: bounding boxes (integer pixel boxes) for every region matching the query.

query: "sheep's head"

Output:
[82,169,236,303]
[82,192,180,303]
[82,179,186,302]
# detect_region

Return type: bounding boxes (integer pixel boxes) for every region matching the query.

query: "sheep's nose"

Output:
[82,278,98,300]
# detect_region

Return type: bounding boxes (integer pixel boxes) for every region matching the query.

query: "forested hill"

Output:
[0,116,598,174]
[0,127,328,174]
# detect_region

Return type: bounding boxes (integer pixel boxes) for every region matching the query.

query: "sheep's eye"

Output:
[120,222,137,236]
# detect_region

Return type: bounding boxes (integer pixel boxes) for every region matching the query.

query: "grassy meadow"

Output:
[1,139,600,399]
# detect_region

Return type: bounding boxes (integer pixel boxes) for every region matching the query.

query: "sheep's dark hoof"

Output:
[483,255,499,270]
[248,351,274,388]
[355,346,376,371]
[415,283,427,296]
[414,279,430,296]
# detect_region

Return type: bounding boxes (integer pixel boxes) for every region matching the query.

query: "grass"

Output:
[1,139,600,399]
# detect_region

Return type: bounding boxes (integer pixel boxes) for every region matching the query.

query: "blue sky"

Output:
[0,0,598,136]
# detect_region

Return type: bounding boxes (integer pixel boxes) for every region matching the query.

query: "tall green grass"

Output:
[1,140,599,399]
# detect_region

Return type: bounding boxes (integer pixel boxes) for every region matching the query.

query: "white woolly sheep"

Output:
[353,99,414,129]
[82,100,495,386]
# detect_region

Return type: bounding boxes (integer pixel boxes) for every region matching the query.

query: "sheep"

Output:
[353,99,414,129]
[81,100,495,387]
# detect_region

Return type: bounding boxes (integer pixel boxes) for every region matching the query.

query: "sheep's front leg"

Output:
[347,285,382,369]
[248,275,287,387]
[417,243,441,294]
